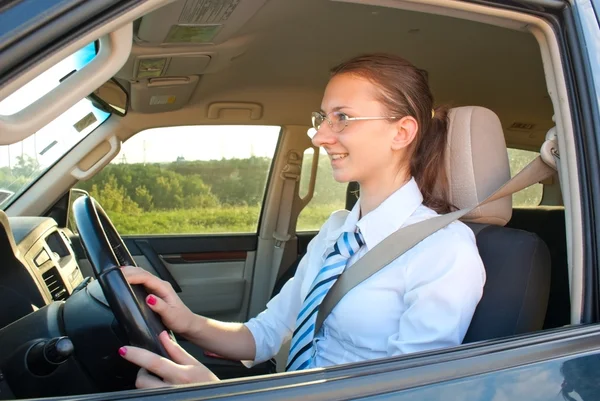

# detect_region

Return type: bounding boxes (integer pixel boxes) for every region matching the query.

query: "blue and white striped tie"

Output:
[286,230,365,371]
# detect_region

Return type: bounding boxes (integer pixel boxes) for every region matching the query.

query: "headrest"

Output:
[344,106,512,226]
[445,106,511,226]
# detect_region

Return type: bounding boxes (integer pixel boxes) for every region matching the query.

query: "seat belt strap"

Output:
[269,151,301,294]
[315,155,557,335]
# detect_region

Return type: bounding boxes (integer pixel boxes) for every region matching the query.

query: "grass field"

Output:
[109,186,541,235]
[110,203,345,235]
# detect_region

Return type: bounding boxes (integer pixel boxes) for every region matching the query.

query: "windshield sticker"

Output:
[39,140,58,156]
[73,112,98,133]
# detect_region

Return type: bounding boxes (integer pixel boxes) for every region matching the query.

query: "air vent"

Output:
[42,268,68,301]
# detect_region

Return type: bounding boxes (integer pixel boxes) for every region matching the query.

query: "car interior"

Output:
[0,0,582,398]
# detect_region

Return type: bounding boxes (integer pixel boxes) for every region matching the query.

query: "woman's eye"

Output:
[335,112,348,122]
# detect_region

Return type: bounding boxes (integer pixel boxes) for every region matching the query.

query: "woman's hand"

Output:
[121,266,197,336]
[119,331,220,388]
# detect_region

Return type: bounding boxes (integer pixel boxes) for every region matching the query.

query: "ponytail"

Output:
[410,106,452,214]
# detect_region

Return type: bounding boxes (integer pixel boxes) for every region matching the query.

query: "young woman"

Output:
[118,53,486,388]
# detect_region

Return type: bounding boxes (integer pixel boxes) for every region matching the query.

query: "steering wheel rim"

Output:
[72,195,170,358]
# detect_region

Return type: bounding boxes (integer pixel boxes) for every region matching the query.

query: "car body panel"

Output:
[46,325,600,401]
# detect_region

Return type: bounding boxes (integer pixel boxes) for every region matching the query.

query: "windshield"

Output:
[0,42,110,209]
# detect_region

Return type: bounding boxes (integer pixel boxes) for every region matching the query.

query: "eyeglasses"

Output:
[310,111,400,136]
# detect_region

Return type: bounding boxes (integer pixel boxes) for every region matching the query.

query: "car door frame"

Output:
[2,0,600,400]
[563,0,600,324]
[56,325,600,401]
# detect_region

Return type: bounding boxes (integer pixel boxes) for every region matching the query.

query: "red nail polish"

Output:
[118,347,127,356]
[147,295,157,306]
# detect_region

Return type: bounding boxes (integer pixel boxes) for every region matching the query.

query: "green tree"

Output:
[12,155,40,178]
[89,175,141,214]
[133,185,154,211]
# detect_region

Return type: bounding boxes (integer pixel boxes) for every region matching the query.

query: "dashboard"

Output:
[0,213,85,319]
[0,210,138,397]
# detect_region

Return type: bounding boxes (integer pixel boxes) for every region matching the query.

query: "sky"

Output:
[117,125,281,164]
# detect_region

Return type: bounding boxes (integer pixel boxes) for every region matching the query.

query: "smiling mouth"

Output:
[329,153,348,160]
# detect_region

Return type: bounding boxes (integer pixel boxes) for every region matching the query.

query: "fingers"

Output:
[119,341,220,386]
[144,293,169,315]
[121,266,174,300]
[159,331,199,366]
[119,345,184,384]
[135,368,169,389]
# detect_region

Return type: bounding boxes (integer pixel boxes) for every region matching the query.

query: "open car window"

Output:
[74,125,280,235]
[0,0,598,398]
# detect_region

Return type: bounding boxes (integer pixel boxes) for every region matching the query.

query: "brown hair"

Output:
[330,53,452,214]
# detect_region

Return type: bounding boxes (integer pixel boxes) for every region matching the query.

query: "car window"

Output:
[297,147,347,231]
[297,147,544,232]
[75,125,280,235]
[0,42,110,209]
[508,148,543,207]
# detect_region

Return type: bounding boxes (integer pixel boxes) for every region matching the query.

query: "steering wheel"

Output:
[72,195,170,358]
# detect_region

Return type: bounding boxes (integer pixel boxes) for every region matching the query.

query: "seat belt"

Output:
[269,151,301,294]
[315,155,558,335]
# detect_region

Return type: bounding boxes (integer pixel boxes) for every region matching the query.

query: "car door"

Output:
[2,0,600,400]
[76,325,600,401]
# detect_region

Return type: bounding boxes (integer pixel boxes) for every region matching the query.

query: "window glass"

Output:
[296,147,544,232]
[508,148,543,207]
[297,148,346,231]
[75,126,280,235]
[0,42,109,209]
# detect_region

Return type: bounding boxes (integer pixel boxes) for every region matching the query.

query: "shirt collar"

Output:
[327,178,424,249]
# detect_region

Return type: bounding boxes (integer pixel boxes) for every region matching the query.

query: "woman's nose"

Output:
[311,124,337,147]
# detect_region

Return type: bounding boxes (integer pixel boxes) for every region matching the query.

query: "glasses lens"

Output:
[311,112,324,131]
[330,112,347,132]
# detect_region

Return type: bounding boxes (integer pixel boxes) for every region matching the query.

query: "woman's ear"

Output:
[391,116,418,150]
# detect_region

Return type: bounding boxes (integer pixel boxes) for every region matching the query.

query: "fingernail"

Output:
[118,347,127,356]
[147,295,157,306]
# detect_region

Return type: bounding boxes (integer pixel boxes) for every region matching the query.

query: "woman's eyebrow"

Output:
[321,106,352,113]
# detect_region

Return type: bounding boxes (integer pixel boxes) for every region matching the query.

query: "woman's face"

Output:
[312,73,404,186]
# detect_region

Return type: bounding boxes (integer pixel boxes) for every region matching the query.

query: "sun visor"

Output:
[130,76,199,113]
[136,0,268,46]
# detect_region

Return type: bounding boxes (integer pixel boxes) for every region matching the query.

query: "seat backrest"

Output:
[345,106,551,342]
[462,223,550,342]
[507,208,569,329]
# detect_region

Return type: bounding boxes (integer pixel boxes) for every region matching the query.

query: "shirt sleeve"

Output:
[387,224,485,356]
[243,229,325,366]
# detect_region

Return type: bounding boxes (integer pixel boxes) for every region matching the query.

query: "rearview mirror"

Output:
[87,79,128,117]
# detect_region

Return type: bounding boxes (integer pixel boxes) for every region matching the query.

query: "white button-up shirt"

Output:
[245,178,485,368]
